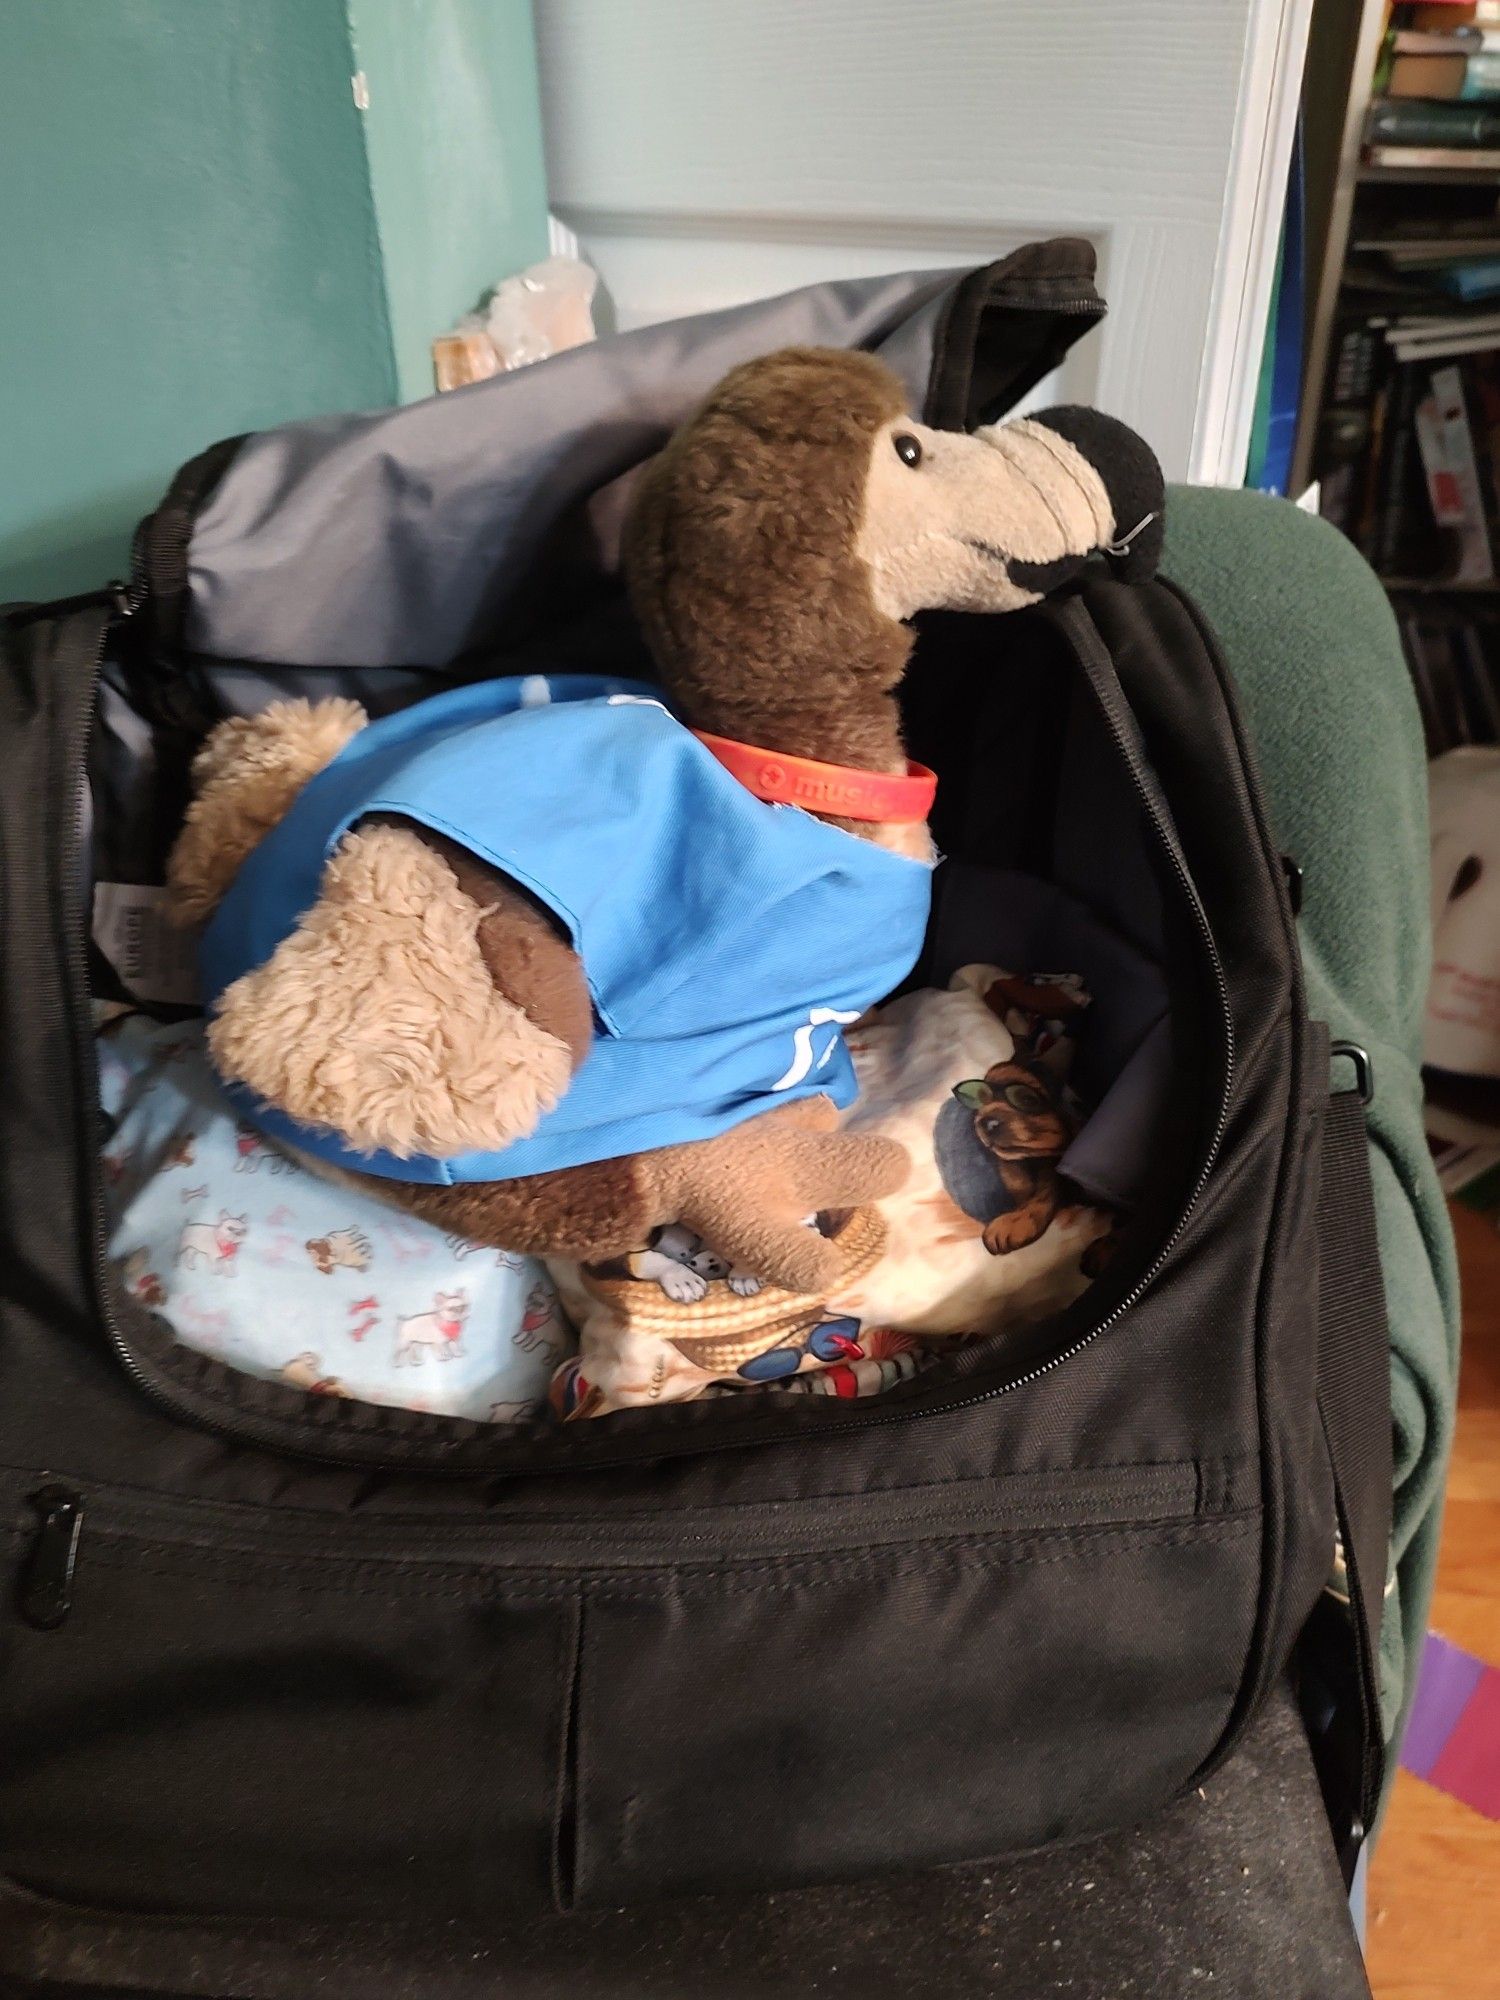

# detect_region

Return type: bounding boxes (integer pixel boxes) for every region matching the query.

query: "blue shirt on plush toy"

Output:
[199,675,935,1185]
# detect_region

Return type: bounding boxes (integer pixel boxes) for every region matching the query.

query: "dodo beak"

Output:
[981,406,1165,585]
[855,403,1164,622]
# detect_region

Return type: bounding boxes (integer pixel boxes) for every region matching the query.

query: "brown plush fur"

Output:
[621,349,1115,858]
[207,824,574,1159]
[166,700,904,1288]
[378,1096,895,1295]
[417,829,595,1073]
[173,348,1145,1292]
[167,698,367,921]
[625,350,915,786]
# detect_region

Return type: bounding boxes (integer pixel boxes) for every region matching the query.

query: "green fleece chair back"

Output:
[1165,483,1458,1779]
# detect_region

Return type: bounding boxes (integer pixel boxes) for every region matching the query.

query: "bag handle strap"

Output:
[1314,1059,1392,1883]
[133,432,247,657]
[923,238,1105,431]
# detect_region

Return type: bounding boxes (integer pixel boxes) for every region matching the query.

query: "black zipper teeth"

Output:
[984,282,1103,316]
[1152,576,1312,1767]
[14,1462,1209,1573]
[69,604,174,1427]
[121,523,151,619]
[991,296,1102,315]
[70,598,1234,1477]
[851,602,1237,1426]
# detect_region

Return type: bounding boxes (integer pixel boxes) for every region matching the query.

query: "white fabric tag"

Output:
[92,883,200,1005]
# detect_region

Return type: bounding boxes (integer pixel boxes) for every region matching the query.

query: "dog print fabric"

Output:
[97,1015,573,1420]
[95,970,1113,1425]
[547,966,1116,1417]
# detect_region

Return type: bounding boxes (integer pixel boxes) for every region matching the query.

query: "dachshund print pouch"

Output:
[547,965,1118,1418]
[94,968,1119,1425]
[95,1014,574,1421]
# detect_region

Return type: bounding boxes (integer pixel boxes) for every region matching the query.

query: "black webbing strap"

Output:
[1315,1082,1392,1877]
[135,433,247,655]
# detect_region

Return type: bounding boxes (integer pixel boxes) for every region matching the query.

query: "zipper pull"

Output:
[20,1484,84,1629]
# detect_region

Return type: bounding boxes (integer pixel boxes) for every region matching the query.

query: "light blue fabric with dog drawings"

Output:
[199,675,935,1184]
[97,1015,575,1421]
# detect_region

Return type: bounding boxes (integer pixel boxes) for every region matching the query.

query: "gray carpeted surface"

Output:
[3,1682,1368,2000]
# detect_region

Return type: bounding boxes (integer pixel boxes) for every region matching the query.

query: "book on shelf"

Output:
[1457,615,1500,728]
[1389,30,1483,60]
[1357,234,1500,266]
[1389,310,1500,359]
[1437,253,1500,296]
[1367,97,1500,147]
[1405,1,1500,27]
[1320,334,1500,586]
[1375,363,1432,573]
[1316,323,1383,541]
[1330,319,1385,405]
[1366,144,1500,169]
[1342,257,1500,309]
[1395,597,1500,760]
[1414,362,1496,576]
[1387,48,1500,94]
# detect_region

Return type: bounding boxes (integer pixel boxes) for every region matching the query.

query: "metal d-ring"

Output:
[1331,1041,1374,1106]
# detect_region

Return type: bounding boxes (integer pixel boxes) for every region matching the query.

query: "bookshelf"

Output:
[1296,0,1500,756]
[1293,0,1392,498]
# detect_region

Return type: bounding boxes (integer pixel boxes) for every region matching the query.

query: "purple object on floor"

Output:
[1402,1631,1487,1780]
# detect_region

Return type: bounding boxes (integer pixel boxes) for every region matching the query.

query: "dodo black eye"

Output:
[892,432,923,468]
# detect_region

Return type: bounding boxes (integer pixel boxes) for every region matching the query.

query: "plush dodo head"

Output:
[623,346,1164,755]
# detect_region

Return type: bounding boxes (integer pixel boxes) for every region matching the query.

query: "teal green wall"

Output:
[0,0,395,604]
[0,0,551,606]
[348,0,551,404]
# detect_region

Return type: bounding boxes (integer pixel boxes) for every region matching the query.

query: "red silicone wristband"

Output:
[690,730,938,823]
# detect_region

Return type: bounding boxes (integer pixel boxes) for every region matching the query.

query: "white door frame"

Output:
[1192,0,1314,485]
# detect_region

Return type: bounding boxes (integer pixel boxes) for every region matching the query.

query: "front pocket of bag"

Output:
[0,1509,574,1923]
[570,1468,1260,1905]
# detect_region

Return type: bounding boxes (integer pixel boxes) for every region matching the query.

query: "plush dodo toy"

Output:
[168,349,1163,1294]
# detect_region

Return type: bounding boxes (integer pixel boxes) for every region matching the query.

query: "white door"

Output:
[534,0,1310,484]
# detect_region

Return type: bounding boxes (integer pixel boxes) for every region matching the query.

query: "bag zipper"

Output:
[17,1485,85,1629]
[66,596,1235,1475]
[12,1459,1219,1627]
[884,595,1238,1421]
[61,593,223,1445]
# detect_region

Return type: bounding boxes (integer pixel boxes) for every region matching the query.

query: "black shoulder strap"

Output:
[1314,1077,1392,1881]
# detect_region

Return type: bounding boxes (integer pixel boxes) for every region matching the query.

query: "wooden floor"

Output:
[1367,1201,1500,2000]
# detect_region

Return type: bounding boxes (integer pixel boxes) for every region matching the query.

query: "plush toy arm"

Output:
[657,1098,908,1294]
[207,824,580,1159]
[379,1098,908,1295]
